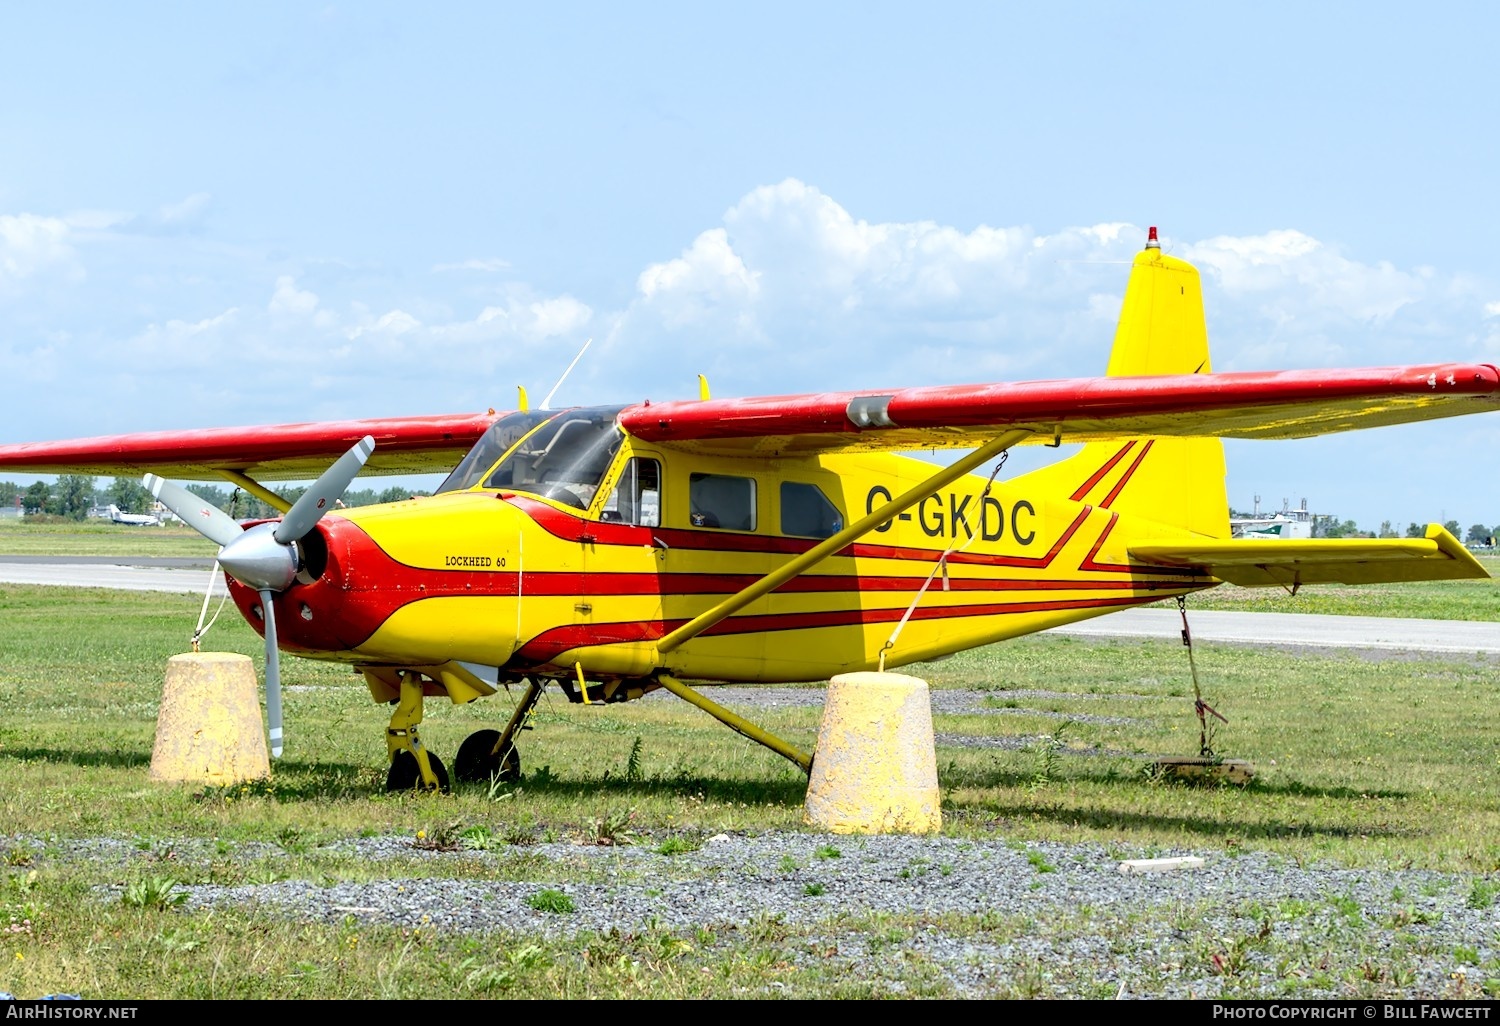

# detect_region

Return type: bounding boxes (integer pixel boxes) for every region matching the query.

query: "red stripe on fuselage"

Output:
[1100,440,1154,508]
[1069,442,1135,501]
[1077,512,1204,576]
[509,593,1164,667]
[242,495,1200,659]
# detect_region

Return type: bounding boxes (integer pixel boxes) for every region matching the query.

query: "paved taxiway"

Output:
[3,556,1498,655]
[0,557,225,595]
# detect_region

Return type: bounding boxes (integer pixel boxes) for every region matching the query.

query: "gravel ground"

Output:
[670,686,1148,714]
[24,831,1500,999]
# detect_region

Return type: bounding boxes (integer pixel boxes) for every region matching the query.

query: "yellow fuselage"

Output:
[236,441,1211,697]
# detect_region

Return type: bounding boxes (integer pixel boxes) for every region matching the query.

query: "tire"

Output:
[454,729,521,784]
[385,750,450,793]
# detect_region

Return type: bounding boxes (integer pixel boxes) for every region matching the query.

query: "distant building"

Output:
[1230,497,1318,540]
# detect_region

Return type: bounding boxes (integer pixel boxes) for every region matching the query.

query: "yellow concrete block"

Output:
[149,653,270,785]
[804,671,941,835]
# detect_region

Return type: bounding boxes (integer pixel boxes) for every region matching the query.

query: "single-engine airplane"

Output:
[3,229,1497,791]
[106,504,160,527]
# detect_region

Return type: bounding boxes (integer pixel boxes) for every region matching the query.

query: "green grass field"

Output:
[0,519,217,558]
[2,532,1500,997]
[1155,556,1500,621]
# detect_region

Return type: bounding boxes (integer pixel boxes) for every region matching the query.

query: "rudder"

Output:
[1015,232,1229,539]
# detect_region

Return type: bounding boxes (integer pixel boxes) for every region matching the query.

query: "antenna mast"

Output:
[540,338,592,410]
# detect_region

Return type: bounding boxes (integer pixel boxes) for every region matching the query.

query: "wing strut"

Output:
[657,674,812,773]
[216,469,293,514]
[655,428,1033,656]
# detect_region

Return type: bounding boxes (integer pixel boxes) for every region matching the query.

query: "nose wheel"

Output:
[387,750,449,793]
[383,670,449,793]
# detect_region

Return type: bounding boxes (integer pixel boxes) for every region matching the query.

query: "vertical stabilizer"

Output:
[1015,230,1230,539]
[1106,237,1212,376]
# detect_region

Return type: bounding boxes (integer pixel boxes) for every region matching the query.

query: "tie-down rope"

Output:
[877,453,1009,672]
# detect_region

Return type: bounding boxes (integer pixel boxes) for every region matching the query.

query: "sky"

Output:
[2,2,1499,531]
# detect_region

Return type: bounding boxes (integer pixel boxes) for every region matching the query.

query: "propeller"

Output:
[143,434,376,757]
[144,477,243,548]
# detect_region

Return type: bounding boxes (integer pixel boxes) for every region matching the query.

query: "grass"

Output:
[3,567,1500,996]
[1153,555,1500,621]
[4,580,1500,865]
[0,519,217,558]
[524,889,575,914]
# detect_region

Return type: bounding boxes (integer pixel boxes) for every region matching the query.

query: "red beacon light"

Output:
[1146,226,1160,250]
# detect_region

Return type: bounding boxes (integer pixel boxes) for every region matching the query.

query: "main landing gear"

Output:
[382,672,545,793]
[454,678,545,784]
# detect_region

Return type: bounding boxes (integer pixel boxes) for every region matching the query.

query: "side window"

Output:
[781,481,843,539]
[601,458,661,527]
[689,473,756,531]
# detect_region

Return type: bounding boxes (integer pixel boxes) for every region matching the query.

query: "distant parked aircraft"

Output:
[107,504,159,526]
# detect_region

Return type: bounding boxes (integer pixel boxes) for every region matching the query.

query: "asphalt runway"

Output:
[0,557,225,595]
[1046,606,1500,655]
[4,557,1499,655]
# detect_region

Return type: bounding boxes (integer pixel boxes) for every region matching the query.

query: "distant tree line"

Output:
[4,476,429,522]
[1318,517,1494,544]
[13,474,98,519]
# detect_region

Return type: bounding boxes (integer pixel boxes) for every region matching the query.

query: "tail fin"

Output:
[1015,235,1229,539]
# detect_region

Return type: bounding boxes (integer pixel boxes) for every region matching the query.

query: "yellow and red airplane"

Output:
[3,229,1496,791]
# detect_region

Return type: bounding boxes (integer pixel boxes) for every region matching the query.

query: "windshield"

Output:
[464,405,627,510]
[435,410,556,494]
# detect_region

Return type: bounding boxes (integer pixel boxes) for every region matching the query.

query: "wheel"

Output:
[454,729,521,784]
[385,750,450,793]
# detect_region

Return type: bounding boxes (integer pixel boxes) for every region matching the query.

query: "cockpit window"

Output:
[481,406,626,510]
[435,410,555,495]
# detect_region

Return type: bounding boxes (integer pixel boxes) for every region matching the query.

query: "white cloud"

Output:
[157,193,211,225]
[432,258,511,273]
[347,308,421,340]
[53,273,599,415]
[63,209,131,231]
[269,276,319,318]
[606,181,1500,394]
[610,179,1145,390]
[0,214,75,284]
[637,228,759,329]
[715,178,1039,308]
[123,308,242,371]
[1185,230,1424,322]
[5,182,1498,491]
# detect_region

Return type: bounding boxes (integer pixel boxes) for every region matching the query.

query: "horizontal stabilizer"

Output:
[1129,525,1489,587]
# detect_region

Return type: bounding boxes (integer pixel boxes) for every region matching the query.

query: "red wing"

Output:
[620,364,1500,455]
[0,412,503,480]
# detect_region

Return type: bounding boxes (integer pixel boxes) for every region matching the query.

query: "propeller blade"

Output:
[144,474,243,548]
[258,589,284,758]
[274,435,375,544]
